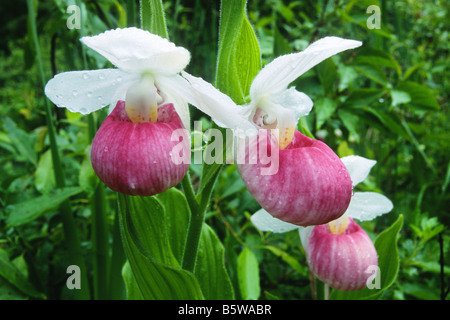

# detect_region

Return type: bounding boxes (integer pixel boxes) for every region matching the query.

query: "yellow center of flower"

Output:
[252,104,296,150]
[328,215,349,234]
[125,76,160,124]
[279,126,295,150]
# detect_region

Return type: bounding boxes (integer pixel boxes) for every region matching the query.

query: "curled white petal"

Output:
[271,87,313,120]
[346,192,394,221]
[181,72,257,133]
[81,27,190,74]
[250,37,362,99]
[250,209,299,233]
[44,69,137,114]
[341,155,377,186]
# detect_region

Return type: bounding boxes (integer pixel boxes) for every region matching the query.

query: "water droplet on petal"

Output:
[97,96,103,101]
[72,90,78,96]
[82,73,90,80]
[103,146,109,153]
[98,73,105,80]
[87,91,93,98]
[117,76,122,82]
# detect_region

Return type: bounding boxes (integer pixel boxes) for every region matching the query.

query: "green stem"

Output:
[180,174,203,272]
[88,114,110,300]
[27,0,90,299]
[90,183,109,299]
[109,209,127,300]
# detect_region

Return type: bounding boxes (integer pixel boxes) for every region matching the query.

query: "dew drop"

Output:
[87,91,93,98]
[82,73,90,80]
[103,146,109,153]
[97,96,103,101]
[117,76,123,82]
[72,90,78,96]
[98,73,105,80]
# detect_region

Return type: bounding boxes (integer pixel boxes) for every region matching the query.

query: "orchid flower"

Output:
[180,37,362,226]
[251,155,394,291]
[44,28,192,196]
[181,36,362,149]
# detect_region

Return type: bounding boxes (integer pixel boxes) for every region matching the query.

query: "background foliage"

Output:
[0,0,448,300]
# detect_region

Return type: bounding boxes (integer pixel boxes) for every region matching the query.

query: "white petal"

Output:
[180,72,257,133]
[44,69,137,114]
[156,75,191,130]
[346,192,394,221]
[341,155,377,186]
[299,226,314,249]
[250,37,362,99]
[81,27,190,74]
[271,87,313,120]
[250,209,299,233]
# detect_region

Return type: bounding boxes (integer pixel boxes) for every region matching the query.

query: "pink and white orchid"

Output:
[44,28,192,196]
[181,37,362,226]
[251,155,394,291]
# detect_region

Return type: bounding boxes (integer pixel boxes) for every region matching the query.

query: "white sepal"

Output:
[250,209,299,233]
[250,37,362,99]
[44,69,137,114]
[346,192,394,222]
[81,27,190,74]
[341,155,377,186]
[181,72,257,132]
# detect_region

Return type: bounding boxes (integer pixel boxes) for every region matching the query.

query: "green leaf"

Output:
[195,224,235,300]
[338,109,360,142]
[237,248,260,300]
[216,0,261,104]
[390,90,411,107]
[316,58,337,94]
[363,107,410,141]
[0,248,44,299]
[34,149,56,194]
[264,246,308,276]
[140,0,168,38]
[396,81,440,110]
[355,47,401,76]
[157,188,191,264]
[354,64,389,87]
[6,187,82,227]
[314,97,338,130]
[273,26,292,56]
[117,194,204,299]
[343,88,385,108]
[122,261,144,300]
[3,117,37,165]
[331,215,403,300]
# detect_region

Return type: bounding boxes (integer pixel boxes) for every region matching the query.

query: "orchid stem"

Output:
[181,173,204,272]
[27,0,90,299]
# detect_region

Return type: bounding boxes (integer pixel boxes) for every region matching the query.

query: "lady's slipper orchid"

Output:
[181,37,362,226]
[44,28,192,196]
[251,155,394,291]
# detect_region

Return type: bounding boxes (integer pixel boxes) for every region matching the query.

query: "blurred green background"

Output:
[0,0,448,300]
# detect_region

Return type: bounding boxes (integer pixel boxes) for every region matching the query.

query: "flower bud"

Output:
[91,100,190,196]
[306,217,378,291]
[237,130,352,226]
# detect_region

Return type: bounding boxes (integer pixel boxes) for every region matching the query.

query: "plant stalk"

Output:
[27,0,90,299]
